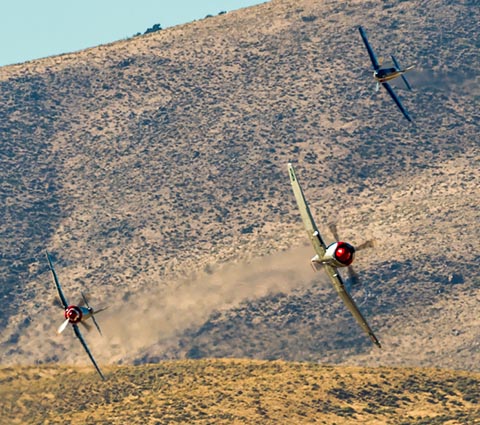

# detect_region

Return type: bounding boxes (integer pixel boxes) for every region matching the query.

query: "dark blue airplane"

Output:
[359,26,415,122]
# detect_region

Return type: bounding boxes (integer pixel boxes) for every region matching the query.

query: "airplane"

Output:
[288,163,381,348]
[46,251,106,380]
[358,25,415,122]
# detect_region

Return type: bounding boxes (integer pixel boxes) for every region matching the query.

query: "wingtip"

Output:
[287,163,297,182]
[45,251,54,269]
[370,333,381,348]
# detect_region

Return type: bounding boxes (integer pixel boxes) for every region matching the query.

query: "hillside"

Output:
[1,360,479,424]
[0,0,478,371]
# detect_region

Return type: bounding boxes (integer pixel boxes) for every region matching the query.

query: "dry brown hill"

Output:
[1,360,479,424]
[0,0,478,371]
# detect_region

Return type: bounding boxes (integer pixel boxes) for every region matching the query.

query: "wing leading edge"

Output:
[46,251,69,309]
[73,324,105,380]
[288,163,326,257]
[324,264,381,348]
[382,82,412,122]
[358,26,380,70]
[288,164,381,348]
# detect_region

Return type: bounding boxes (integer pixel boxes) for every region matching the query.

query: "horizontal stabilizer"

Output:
[391,55,413,90]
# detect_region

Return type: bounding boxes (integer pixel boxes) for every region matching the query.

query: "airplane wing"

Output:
[324,264,381,348]
[288,163,326,258]
[382,82,412,122]
[358,26,380,70]
[46,251,69,309]
[73,324,105,380]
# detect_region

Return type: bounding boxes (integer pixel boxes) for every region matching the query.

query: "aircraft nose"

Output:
[334,243,355,265]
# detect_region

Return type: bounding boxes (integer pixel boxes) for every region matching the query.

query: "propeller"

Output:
[347,266,361,287]
[356,239,376,251]
[328,222,340,241]
[328,222,376,252]
[57,318,70,334]
[328,222,376,287]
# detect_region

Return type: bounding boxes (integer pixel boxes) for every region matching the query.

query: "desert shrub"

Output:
[144,24,162,35]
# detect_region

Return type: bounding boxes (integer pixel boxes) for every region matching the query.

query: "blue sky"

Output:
[0,0,265,67]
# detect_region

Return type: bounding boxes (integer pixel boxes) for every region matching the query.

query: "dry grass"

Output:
[1,359,479,424]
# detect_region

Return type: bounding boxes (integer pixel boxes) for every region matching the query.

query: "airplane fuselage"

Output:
[311,241,356,270]
[373,66,414,83]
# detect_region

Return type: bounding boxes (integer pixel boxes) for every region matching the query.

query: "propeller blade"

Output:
[80,320,92,332]
[80,292,91,309]
[328,222,341,241]
[356,239,376,251]
[57,318,70,334]
[52,298,64,309]
[347,265,360,287]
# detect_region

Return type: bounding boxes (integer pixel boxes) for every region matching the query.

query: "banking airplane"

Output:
[288,164,381,348]
[359,26,415,122]
[46,251,106,380]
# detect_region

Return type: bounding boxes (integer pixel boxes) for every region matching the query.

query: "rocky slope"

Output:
[0,0,478,369]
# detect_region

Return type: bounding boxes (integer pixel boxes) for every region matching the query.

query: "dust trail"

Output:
[93,244,321,363]
[407,69,479,94]
[8,244,325,365]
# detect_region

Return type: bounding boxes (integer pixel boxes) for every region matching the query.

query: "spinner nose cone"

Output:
[335,242,355,266]
[65,306,82,323]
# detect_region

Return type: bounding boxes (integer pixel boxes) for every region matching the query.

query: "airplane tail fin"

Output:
[91,314,103,335]
[91,306,108,335]
[391,55,413,90]
[80,292,107,335]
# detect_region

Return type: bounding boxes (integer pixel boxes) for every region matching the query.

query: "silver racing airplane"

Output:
[46,251,107,379]
[288,164,381,348]
[359,26,415,122]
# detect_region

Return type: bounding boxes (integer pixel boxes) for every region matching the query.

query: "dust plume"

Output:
[93,244,321,363]
[6,244,324,365]
[407,69,479,94]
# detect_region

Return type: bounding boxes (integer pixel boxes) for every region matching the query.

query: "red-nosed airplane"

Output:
[46,251,106,380]
[288,164,381,348]
[358,26,414,122]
